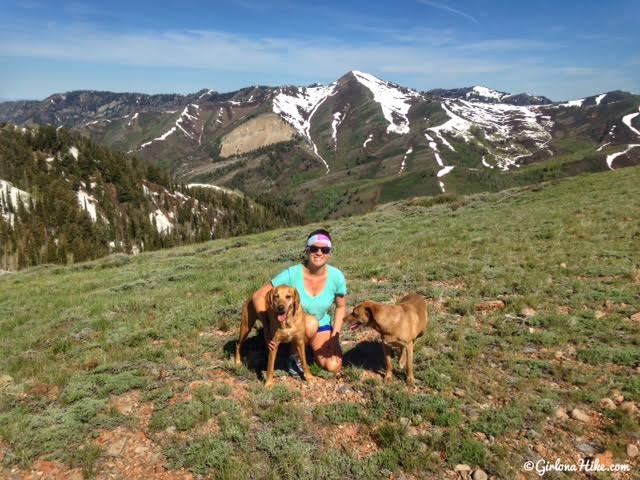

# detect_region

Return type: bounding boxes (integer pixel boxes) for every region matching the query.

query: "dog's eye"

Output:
[286,295,292,299]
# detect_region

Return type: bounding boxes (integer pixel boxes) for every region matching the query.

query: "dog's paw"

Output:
[384,374,394,384]
[264,379,274,389]
[304,372,315,383]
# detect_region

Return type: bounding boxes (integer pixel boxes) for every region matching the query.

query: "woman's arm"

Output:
[332,295,347,336]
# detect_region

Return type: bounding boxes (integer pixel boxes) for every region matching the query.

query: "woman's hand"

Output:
[332,295,347,335]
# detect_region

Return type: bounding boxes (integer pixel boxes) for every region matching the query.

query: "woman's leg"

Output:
[310,329,342,373]
[305,315,319,343]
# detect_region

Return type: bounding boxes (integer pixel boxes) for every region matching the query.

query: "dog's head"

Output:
[344,301,377,331]
[266,285,300,324]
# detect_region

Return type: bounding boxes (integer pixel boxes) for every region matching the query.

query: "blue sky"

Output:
[1,0,638,101]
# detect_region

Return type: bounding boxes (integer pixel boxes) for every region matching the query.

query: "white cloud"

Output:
[455,39,563,52]
[0,22,515,78]
[416,0,479,24]
[1,21,637,100]
[553,67,597,76]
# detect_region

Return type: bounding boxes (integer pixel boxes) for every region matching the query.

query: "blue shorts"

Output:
[317,325,332,333]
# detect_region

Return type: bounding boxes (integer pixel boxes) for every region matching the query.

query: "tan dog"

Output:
[235,285,315,388]
[344,294,428,385]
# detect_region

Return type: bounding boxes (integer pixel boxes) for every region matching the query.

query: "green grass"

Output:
[1,166,639,478]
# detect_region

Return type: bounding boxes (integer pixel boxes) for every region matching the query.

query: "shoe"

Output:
[287,354,303,378]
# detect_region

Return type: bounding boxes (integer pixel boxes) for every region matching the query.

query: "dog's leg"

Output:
[235,305,255,365]
[406,341,415,386]
[382,342,394,383]
[399,347,407,370]
[295,338,314,382]
[265,340,279,389]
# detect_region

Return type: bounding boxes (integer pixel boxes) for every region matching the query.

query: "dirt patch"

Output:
[94,427,193,480]
[317,423,379,459]
[427,297,449,315]
[2,459,83,480]
[109,390,154,430]
[274,374,367,407]
[475,299,506,313]
[204,368,251,401]
[220,113,296,158]
[26,382,60,402]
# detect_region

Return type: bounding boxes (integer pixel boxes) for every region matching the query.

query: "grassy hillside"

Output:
[1,167,639,479]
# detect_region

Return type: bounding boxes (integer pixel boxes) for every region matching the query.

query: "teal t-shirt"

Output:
[271,264,347,328]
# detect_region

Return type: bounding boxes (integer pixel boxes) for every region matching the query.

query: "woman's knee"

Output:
[305,317,319,340]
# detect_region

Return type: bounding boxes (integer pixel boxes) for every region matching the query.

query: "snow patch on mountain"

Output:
[175,104,199,140]
[351,71,419,135]
[273,83,336,173]
[198,89,215,100]
[76,189,102,222]
[398,147,412,174]
[0,179,31,226]
[606,144,640,170]
[429,150,454,192]
[437,165,454,178]
[149,209,173,234]
[363,134,373,148]
[559,98,585,108]
[138,127,177,150]
[332,112,343,150]
[595,94,607,106]
[467,86,506,101]
[427,99,553,170]
[69,146,79,160]
[137,104,200,151]
[127,112,139,127]
[481,155,494,169]
[187,183,239,196]
[424,132,440,152]
[622,106,640,137]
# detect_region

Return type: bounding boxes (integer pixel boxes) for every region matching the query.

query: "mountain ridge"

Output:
[1,71,639,221]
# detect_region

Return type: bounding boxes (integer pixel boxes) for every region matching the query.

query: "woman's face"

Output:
[306,243,331,269]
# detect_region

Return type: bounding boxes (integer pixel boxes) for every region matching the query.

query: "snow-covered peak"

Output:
[351,70,419,135]
[467,86,507,101]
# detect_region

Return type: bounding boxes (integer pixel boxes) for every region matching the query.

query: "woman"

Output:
[252,229,347,373]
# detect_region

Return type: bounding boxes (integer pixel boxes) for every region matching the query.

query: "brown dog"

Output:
[344,294,428,385]
[235,285,315,388]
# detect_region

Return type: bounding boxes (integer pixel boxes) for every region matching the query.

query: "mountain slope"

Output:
[0,124,304,270]
[1,74,639,221]
[1,165,638,478]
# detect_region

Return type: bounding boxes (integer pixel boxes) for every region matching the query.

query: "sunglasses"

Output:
[307,245,332,254]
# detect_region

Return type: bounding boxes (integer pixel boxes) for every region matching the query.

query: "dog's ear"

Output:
[363,301,379,321]
[292,288,300,316]
[266,288,276,310]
